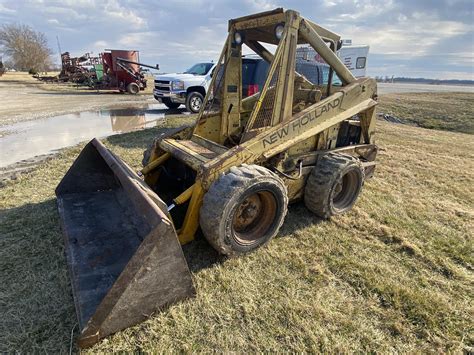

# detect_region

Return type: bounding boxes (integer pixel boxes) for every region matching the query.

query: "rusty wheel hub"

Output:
[232,191,277,245]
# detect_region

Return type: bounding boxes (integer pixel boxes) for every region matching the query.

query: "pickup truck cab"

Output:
[154,58,270,113]
[153,62,214,113]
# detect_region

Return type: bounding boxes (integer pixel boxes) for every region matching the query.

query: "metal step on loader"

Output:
[56,8,378,347]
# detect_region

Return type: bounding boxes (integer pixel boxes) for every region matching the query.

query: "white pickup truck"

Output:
[153,62,214,113]
[153,58,270,113]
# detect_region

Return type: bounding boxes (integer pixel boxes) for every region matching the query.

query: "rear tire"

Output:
[126,82,140,94]
[163,98,181,109]
[185,91,203,113]
[200,164,288,256]
[304,153,364,219]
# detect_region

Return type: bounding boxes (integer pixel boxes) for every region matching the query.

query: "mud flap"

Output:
[56,138,195,348]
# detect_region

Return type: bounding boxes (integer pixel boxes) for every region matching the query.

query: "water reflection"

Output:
[0,104,188,167]
[110,111,147,132]
[105,106,188,133]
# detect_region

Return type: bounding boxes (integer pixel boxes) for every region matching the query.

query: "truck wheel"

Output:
[304,153,364,219]
[162,98,181,109]
[127,82,140,94]
[186,91,203,113]
[200,164,288,256]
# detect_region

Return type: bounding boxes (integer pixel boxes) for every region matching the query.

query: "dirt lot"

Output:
[0,72,154,126]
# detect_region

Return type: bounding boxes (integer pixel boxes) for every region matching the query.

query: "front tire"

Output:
[200,164,288,256]
[304,153,364,219]
[162,98,181,109]
[126,82,140,94]
[185,91,204,113]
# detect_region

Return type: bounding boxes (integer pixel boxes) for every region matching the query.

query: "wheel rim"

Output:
[232,191,277,246]
[190,96,202,112]
[129,84,138,94]
[332,169,359,212]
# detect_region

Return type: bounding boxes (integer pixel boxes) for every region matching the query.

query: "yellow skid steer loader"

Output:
[56,8,378,347]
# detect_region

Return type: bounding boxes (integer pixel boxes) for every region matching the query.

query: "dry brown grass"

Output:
[0,71,40,83]
[378,92,474,134]
[0,71,154,94]
[1,116,472,352]
[0,71,96,93]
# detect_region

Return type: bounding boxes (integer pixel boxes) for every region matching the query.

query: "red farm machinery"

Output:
[54,49,158,94]
[97,49,159,94]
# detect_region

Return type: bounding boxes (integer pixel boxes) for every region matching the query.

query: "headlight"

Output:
[233,31,244,45]
[274,23,285,40]
[171,80,184,91]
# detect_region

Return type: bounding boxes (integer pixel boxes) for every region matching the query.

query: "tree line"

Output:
[0,24,52,73]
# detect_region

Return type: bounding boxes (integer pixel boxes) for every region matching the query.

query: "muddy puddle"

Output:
[0,104,188,168]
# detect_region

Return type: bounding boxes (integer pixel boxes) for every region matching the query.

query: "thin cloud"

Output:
[0,0,472,79]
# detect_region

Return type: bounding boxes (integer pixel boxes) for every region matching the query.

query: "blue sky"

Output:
[0,0,472,79]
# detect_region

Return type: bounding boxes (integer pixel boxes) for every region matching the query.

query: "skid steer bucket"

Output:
[55,138,195,348]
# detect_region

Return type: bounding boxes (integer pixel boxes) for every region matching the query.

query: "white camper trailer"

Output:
[296,39,369,78]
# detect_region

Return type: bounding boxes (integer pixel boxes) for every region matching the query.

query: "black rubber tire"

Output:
[200,164,288,256]
[185,91,204,113]
[162,98,181,109]
[304,153,364,219]
[127,82,140,94]
[142,142,154,167]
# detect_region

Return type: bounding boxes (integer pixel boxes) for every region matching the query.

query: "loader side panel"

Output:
[93,219,194,338]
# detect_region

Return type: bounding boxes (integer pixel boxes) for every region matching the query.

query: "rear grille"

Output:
[154,80,170,91]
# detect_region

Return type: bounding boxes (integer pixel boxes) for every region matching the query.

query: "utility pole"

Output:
[56,36,62,54]
[56,36,63,71]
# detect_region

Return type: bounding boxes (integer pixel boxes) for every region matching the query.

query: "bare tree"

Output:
[0,24,52,72]
[0,57,4,76]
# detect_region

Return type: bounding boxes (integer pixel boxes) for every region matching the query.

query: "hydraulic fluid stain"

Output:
[0,104,188,168]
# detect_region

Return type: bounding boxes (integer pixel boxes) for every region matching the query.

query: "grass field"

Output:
[1,111,473,352]
[378,92,474,134]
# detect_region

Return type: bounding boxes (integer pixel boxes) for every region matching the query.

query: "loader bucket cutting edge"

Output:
[55,138,195,348]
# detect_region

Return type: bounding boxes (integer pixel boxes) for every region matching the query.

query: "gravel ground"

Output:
[0,72,157,183]
[0,72,155,127]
